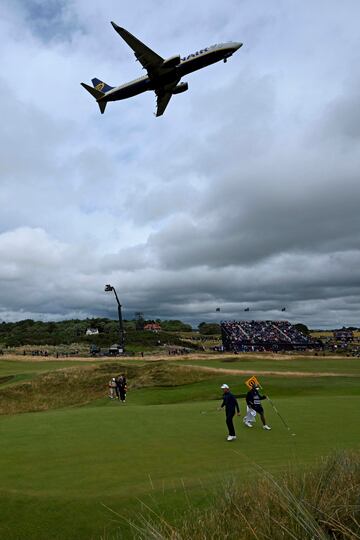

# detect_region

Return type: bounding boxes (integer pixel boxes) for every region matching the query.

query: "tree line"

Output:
[0,318,220,348]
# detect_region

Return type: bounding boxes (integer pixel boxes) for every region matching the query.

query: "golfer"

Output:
[116,374,127,403]
[246,383,271,430]
[219,384,240,441]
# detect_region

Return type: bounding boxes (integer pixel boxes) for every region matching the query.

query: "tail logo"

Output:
[95,82,105,91]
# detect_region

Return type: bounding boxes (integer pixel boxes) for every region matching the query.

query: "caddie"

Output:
[246,382,271,430]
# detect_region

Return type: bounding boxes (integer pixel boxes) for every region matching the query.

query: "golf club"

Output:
[267,396,296,436]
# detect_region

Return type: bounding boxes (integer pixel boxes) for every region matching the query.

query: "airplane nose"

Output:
[235,42,243,50]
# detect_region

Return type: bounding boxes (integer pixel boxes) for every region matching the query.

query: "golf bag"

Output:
[243,405,256,425]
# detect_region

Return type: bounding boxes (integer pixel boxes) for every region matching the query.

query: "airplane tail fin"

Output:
[91,78,114,93]
[80,82,107,114]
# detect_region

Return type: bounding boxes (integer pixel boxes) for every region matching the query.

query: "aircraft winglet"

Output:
[110,21,122,33]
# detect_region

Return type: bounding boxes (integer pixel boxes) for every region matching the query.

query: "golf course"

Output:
[1,353,359,539]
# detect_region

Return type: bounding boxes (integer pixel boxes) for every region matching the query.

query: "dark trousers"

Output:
[226,412,236,436]
[119,388,126,401]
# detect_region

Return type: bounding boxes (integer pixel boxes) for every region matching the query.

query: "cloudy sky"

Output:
[1,0,360,328]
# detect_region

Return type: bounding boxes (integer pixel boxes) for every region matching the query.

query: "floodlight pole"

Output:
[105,284,125,353]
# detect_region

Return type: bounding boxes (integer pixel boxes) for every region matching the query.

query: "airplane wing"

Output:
[155,90,173,117]
[111,22,164,77]
[155,77,182,116]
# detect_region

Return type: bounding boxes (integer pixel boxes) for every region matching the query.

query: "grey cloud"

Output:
[320,87,360,142]
[145,144,360,270]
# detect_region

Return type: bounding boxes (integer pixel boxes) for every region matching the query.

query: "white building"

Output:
[86,328,99,336]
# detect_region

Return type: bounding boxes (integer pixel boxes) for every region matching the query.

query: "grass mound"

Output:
[0,362,212,415]
[126,450,360,540]
[0,375,14,385]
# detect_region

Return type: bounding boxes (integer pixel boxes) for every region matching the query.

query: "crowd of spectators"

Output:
[221,320,313,352]
[333,329,354,342]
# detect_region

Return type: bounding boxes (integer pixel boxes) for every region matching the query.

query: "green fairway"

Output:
[0,357,360,539]
[175,355,360,375]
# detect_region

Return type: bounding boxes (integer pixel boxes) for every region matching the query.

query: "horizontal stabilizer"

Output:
[80,82,107,114]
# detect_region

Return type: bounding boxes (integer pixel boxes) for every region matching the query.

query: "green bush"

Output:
[198,322,221,335]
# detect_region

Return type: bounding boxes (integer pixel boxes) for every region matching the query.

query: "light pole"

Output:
[105,284,125,353]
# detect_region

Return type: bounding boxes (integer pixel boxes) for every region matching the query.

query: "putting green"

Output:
[1,358,360,539]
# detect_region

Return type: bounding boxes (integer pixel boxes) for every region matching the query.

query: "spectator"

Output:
[108,378,117,399]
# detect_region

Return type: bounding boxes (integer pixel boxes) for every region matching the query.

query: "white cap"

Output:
[221,384,229,389]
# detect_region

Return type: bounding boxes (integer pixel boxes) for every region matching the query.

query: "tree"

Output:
[198,322,221,335]
[293,323,310,335]
[160,320,193,332]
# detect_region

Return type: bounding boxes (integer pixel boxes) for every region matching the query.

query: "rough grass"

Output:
[0,375,14,385]
[0,362,213,415]
[123,450,360,540]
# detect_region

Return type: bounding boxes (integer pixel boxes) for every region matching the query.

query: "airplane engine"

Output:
[172,82,188,94]
[162,55,181,68]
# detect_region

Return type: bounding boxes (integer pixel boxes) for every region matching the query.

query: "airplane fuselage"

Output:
[100,42,241,104]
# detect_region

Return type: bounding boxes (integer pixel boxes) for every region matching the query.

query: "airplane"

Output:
[81,22,242,117]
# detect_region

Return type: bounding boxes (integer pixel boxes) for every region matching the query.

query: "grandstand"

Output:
[221,320,315,352]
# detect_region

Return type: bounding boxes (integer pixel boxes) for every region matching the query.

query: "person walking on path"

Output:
[219,384,240,441]
[246,383,271,430]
